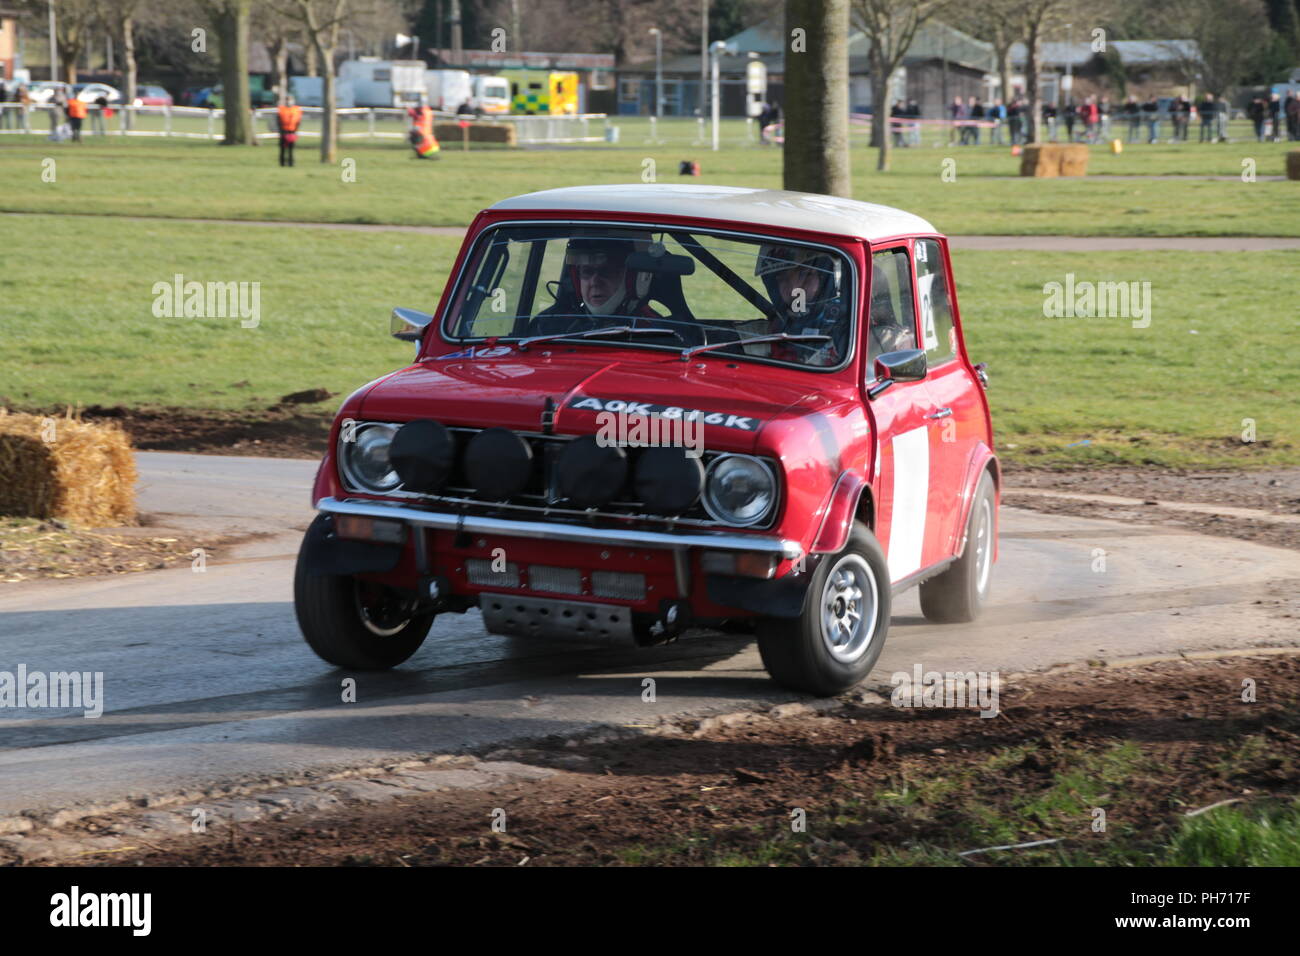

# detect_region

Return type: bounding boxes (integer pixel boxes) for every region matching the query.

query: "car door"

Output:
[911,236,984,559]
[864,244,945,585]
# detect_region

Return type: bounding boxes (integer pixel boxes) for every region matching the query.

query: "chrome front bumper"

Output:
[317,496,803,560]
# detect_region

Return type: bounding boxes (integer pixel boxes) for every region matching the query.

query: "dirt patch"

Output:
[0,517,252,584]
[44,654,1300,867]
[1005,467,1300,551]
[63,404,332,459]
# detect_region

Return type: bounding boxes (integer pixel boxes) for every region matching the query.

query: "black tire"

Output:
[919,471,996,624]
[756,521,891,696]
[294,548,434,670]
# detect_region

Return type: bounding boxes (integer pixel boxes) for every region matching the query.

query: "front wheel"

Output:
[919,471,996,623]
[757,521,891,696]
[294,551,434,669]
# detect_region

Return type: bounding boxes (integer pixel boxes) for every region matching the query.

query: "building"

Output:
[616,17,993,119]
[0,7,21,83]
[1008,39,1203,103]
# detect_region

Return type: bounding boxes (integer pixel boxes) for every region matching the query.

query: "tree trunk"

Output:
[318,40,337,162]
[872,52,892,172]
[996,39,1013,107]
[214,1,253,145]
[306,35,318,77]
[1025,20,1042,143]
[783,0,851,197]
[122,14,137,130]
[274,36,290,104]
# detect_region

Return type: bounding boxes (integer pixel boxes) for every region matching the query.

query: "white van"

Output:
[472,75,510,114]
[339,58,426,108]
[424,69,473,113]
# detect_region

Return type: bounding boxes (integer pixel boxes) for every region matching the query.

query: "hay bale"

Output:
[1019,144,1061,178]
[1287,150,1300,181]
[432,121,518,146]
[1020,143,1089,177]
[0,411,136,526]
[1058,144,1090,177]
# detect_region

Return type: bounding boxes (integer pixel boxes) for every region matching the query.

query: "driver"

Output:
[754,244,846,365]
[533,233,659,333]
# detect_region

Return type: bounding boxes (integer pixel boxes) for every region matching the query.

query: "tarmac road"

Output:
[1,451,1297,820]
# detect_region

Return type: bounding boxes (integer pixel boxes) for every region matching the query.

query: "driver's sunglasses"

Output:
[577,263,623,280]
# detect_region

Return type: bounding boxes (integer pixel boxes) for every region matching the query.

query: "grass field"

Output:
[3,131,1299,236]
[1,213,1294,468]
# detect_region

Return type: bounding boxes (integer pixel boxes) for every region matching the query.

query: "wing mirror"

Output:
[867,348,927,399]
[391,306,433,342]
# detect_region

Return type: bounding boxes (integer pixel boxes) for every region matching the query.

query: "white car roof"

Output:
[490,184,937,241]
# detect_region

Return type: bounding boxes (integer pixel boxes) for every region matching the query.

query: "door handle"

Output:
[926,407,953,420]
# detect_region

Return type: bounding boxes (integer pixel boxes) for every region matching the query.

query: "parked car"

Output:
[25,81,67,104]
[132,85,173,107]
[71,83,123,104]
[294,184,999,695]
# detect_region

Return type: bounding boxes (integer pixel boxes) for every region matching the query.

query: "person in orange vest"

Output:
[277,96,303,167]
[407,99,439,158]
[65,94,87,143]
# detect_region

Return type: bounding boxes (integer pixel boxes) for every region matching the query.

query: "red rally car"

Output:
[295,184,998,695]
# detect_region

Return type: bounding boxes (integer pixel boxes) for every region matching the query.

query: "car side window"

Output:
[914,239,957,366]
[867,247,917,366]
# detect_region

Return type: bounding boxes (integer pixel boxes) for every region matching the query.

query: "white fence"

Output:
[0,103,612,145]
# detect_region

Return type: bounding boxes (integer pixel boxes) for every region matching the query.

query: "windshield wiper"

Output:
[680,333,830,362]
[516,325,675,351]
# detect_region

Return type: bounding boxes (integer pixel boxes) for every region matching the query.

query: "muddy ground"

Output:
[40,654,1297,867]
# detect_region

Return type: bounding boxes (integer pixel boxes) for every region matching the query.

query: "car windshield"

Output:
[443,224,856,369]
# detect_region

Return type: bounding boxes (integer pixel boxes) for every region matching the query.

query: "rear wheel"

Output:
[757,521,890,696]
[294,550,434,669]
[919,471,996,624]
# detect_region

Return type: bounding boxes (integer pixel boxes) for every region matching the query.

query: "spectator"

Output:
[17,84,31,132]
[989,97,1006,145]
[0,82,8,130]
[1247,96,1266,141]
[949,96,966,146]
[1099,95,1112,139]
[1042,101,1058,142]
[277,95,302,167]
[1268,92,1281,142]
[890,100,906,147]
[1007,97,1023,145]
[1216,96,1230,141]
[1062,100,1076,142]
[91,93,108,135]
[969,97,985,145]
[1286,91,1300,141]
[1175,95,1192,141]
[65,93,86,143]
[1123,95,1141,143]
[456,98,475,116]
[906,99,922,146]
[1141,95,1160,144]
[1081,95,1100,143]
[1198,92,1217,142]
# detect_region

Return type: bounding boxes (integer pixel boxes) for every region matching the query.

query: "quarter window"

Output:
[914,239,957,365]
[867,247,917,365]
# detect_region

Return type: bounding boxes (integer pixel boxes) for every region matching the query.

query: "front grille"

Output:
[591,571,647,601]
[528,564,583,595]
[466,558,521,588]
[430,427,777,530]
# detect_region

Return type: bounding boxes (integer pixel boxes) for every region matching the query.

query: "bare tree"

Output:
[783,0,851,196]
[852,0,946,171]
[1013,0,1071,143]
[17,0,100,82]
[948,0,1019,108]
[99,0,143,123]
[197,0,255,144]
[1149,0,1272,97]
[274,0,353,163]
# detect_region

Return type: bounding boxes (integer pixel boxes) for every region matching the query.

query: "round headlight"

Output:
[703,455,775,526]
[342,423,401,492]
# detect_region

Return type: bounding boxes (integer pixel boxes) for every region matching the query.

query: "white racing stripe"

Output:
[888,426,929,582]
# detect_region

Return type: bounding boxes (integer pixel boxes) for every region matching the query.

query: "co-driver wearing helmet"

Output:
[753,244,846,365]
